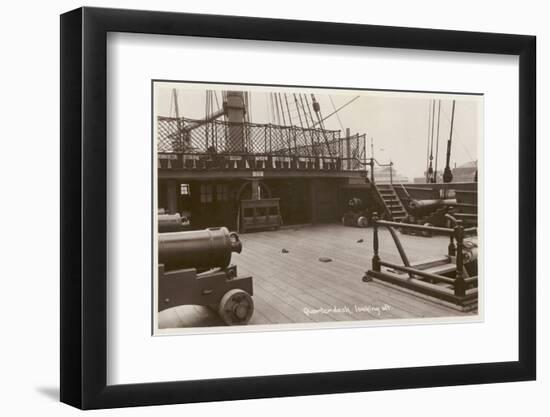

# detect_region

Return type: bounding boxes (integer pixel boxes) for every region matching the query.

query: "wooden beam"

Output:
[158,169,367,180]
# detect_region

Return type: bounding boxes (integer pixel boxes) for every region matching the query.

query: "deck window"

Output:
[200,184,213,203]
[180,183,190,195]
[216,184,229,202]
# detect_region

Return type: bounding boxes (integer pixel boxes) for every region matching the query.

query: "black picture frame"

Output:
[60,6,536,410]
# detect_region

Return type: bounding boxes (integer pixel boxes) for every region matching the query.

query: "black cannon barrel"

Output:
[159,227,242,271]
[348,197,363,208]
[408,198,457,211]
[158,213,185,233]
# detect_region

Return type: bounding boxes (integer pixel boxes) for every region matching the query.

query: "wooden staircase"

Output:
[374,183,407,221]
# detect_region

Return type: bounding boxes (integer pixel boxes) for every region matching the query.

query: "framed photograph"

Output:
[60,7,536,409]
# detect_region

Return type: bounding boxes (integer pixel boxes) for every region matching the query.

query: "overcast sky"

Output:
[155,83,481,180]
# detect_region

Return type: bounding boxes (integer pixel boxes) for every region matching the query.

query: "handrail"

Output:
[377,219,477,237]
[370,157,392,167]
[377,220,455,236]
[367,157,394,184]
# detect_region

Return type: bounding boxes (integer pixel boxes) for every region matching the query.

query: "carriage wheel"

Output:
[357,216,369,228]
[218,289,254,325]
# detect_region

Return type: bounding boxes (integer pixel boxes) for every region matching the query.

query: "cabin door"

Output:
[191,182,236,229]
[312,180,339,223]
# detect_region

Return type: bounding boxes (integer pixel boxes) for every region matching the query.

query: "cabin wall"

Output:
[158,177,363,230]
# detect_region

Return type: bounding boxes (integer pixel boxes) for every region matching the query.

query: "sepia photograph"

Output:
[153,81,482,334]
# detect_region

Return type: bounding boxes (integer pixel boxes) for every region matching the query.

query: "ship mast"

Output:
[427,99,436,182]
[442,99,456,183]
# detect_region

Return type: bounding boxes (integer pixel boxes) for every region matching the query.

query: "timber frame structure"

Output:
[363,213,478,309]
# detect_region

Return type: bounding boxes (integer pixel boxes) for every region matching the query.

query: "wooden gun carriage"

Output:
[158,227,254,325]
[342,197,370,228]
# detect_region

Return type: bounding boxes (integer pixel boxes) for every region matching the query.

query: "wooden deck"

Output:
[158,224,475,329]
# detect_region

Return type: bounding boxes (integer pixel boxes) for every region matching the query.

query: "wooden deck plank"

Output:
[252,277,322,323]
[237,227,462,318]
[162,223,475,329]
[239,250,372,322]
[238,239,406,321]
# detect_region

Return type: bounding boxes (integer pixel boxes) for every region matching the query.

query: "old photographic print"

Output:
[153,81,481,334]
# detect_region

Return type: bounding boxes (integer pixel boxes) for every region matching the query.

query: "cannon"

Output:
[341,197,370,227]
[158,227,254,325]
[158,213,191,233]
[399,198,458,235]
[407,198,456,212]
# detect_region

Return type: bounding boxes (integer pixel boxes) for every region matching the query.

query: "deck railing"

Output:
[365,212,478,305]
[158,152,368,172]
[157,117,367,171]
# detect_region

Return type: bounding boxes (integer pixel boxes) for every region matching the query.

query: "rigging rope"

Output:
[214,91,220,112]
[248,92,252,123]
[304,94,316,127]
[283,94,293,127]
[273,93,281,125]
[329,95,346,132]
[299,94,316,152]
[293,94,305,129]
[311,94,334,157]
[425,100,432,182]
[309,96,360,129]
[269,93,276,124]
[434,99,442,181]
[283,94,294,153]
[428,99,436,182]
[278,93,287,126]
[439,103,475,162]
[443,100,456,184]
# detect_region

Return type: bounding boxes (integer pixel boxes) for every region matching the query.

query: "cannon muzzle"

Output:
[159,227,242,271]
[158,213,188,233]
